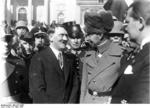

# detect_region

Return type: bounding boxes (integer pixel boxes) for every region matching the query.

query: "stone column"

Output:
[44,0,49,24]
[6,0,11,25]
[0,0,5,26]
[28,0,32,26]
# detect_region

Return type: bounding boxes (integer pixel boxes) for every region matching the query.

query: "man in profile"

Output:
[111,0,150,103]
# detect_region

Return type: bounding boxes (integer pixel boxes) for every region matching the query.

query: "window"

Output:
[18,7,27,21]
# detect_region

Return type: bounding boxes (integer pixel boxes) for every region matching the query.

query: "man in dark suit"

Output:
[29,24,79,103]
[111,0,150,103]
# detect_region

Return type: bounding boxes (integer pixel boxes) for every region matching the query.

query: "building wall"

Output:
[5,0,105,25]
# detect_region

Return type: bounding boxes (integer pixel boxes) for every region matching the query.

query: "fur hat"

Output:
[84,9,114,35]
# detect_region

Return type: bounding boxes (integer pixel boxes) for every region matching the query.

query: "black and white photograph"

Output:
[0,0,149,106]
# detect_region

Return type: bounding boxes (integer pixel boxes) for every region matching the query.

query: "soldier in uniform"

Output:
[63,22,85,102]
[80,9,125,103]
[30,26,49,53]
[1,32,33,103]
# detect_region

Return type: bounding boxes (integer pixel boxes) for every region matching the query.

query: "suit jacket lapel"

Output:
[63,53,72,83]
[47,47,64,78]
[135,43,150,63]
[85,45,117,83]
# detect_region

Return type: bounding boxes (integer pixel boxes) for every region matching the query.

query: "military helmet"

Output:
[63,21,84,39]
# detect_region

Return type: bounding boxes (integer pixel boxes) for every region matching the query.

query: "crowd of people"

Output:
[1,0,150,104]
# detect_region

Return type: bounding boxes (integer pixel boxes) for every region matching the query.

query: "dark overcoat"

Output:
[29,47,79,103]
[111,43,150,103]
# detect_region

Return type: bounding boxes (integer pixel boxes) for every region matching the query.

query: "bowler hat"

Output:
[16,20,28,31]
[84,9,114,35]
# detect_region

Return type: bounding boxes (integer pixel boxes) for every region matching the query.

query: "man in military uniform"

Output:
[63,22,85,102]
[80,9,125,103]
[30,25,49,53]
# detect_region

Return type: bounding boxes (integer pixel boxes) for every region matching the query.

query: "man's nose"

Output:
[26,44,30,48]
[85,36,90,41]
[74,38,78,42]
[63,35,68,41]
[121,23,128,33]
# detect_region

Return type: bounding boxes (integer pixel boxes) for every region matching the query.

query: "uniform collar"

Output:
[97,39,112,54]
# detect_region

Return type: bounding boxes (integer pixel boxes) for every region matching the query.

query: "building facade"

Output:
[4,0,106,26]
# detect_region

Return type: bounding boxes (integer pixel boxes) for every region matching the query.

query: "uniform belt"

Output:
[88,89,111,97]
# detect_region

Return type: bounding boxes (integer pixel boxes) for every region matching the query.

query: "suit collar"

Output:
[135,42,150,62]
[141,37,150,49]
[63,53,72,83]
[50,45,62,60]
[45,47,65,79]
[47,47,72,83]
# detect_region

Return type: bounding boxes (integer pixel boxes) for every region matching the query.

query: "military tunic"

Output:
[80,40,124,103]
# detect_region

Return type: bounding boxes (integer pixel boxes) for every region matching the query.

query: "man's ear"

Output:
[139,17,145,31]
[49,33,54,42]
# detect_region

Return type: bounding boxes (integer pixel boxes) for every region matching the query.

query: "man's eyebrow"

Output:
[59,33,68,36]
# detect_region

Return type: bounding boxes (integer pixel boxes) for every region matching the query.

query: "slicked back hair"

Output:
[129,0,150,25]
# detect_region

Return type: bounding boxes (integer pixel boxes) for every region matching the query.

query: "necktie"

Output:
[58,52,63,69]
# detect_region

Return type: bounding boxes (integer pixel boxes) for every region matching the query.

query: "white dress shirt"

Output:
[50,45,62,60]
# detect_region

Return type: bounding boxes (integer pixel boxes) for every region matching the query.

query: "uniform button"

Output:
[131,55,135,59]
[16,71,18,74]
[132,59,135,64]
[15,80,18,83]
[93,91,98,96]
[93,80,96,83]
[88,72,91,75]
[14,90,17,94]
